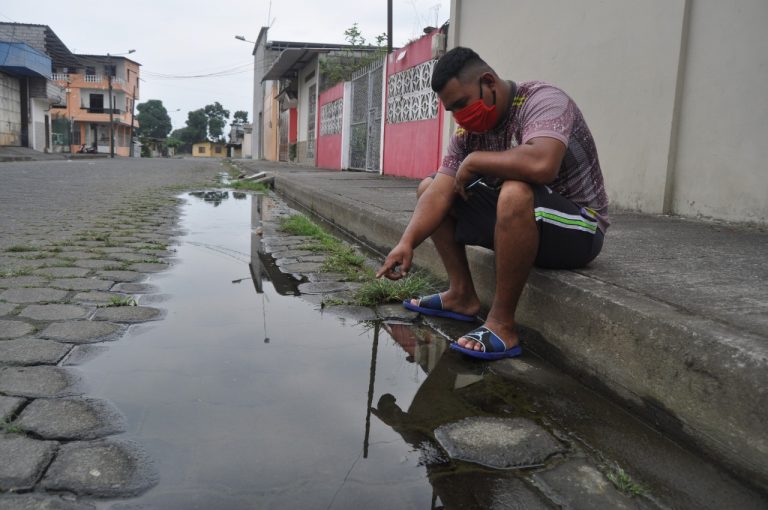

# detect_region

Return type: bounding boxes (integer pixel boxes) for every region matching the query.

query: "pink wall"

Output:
[316,82,344,170]
[382,31,444,179]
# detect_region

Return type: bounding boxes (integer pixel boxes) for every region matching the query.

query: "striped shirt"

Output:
[439,81,610,232]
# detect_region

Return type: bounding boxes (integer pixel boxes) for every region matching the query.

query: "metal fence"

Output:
[349,57,384,171]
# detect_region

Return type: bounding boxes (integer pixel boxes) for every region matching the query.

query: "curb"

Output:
[273,172,768,492]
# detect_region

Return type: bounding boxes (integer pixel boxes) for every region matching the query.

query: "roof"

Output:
[75,54,141,67]
[262,42,384,81]
[0,22,78,68]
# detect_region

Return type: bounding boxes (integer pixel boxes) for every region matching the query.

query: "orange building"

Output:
[51,55,140,157]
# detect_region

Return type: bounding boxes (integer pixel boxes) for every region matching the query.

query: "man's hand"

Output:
[376,242,413,280]
[454,153,478,200]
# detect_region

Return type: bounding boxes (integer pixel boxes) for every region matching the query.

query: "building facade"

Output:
[0,23,71,152]
[51,54,140,157]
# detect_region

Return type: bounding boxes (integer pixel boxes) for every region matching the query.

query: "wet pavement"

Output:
[1,159,767,509]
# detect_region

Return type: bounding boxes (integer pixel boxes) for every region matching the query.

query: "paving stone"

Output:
[16,258,63,267]
[97,247,134,254]
[321,305,378,321]
[376,303,420,321]
[0,434,57,492]
[58,250,103,259]
[72,291,128,304]
[270,249,315,258]
[40,321,122,344]
[434,417,564,469]
[101,252,146,263]
[280,262,324,274]
[532,459,640,510]
[297,281,354,295]
[0,338,71,366]
[307,272,347,282]
[0,288,69,304]
[127,263,168,273]
[111,282,157,294]
[0,320,35,339]
[262,236,312,249]
[19,304,89,321]
[0,395,24,421]
[0,366,82,398]
[73,259,122,270]
[0,302,17,316]
[274,257,299,267]
[297,254,328,263]
[17,397,125,440]
[0,276,49,289]
[40,439,158,497]
[95,270,142,282]
[92,306,161,323]
[33,267,91,278]
[0,494,96,509]
[50,278,114,291]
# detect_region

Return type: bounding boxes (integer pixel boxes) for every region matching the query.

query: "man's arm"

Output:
[454,137,566,199]
[376,173,456,280]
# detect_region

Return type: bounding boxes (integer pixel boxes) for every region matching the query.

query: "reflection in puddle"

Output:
[77,192,542,509]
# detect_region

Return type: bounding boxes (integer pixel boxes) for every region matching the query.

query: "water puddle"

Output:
[76,192,524,509]
[75,191,768,510]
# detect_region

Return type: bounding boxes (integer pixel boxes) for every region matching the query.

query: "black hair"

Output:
[431,47,492,92]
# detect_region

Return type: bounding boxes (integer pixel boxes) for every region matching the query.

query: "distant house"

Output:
[192,141,226,158]
[227,124,245,158]
[51,53,141,157]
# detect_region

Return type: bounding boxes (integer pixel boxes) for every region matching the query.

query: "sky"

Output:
[1,0,449,132]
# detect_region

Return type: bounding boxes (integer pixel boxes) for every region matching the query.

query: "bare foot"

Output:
[411,290,481,317]
[456,319,519,352]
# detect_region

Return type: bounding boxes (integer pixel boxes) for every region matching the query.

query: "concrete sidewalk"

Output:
[233,159,768,492]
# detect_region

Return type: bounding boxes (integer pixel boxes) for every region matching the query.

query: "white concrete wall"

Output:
[30,98,49,152]
[670,0,768,223]
[449,0,767,224]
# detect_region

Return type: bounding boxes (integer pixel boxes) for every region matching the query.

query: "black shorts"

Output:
[451,183,604,269]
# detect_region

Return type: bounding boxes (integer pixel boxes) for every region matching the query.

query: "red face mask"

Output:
[453,80,498,133]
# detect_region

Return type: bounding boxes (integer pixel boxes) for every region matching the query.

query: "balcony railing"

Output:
[82,107,122,114]
[83,74,126,85]
[51,73,69,81]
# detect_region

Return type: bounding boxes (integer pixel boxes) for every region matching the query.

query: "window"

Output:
[104,65,117,77]
[198,146,206,154]
[214,146,222,154]
[89,94,104,113]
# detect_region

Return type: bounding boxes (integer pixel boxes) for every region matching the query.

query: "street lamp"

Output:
[107,49,136,158]
[234,35,255,43]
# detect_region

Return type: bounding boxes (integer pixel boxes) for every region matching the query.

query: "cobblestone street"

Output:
[0,158,221,506]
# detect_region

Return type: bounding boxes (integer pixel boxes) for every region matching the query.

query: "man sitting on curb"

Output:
[376,47,609,360]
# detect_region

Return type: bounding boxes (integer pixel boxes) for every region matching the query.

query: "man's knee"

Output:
[497,181,534,219]
[416,177,433,198]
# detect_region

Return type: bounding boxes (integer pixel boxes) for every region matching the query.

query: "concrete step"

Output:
[269,167,768,493]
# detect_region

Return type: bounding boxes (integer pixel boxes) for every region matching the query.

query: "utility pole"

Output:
[108,63,115,158]
[129,84,136,157]
[387,0,393,54]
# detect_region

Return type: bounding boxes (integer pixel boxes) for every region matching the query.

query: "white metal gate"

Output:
[349,58,384,171]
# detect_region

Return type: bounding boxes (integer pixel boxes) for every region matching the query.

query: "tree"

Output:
[136,100,172,139]
[184,109,208,143]
[344,23,366,46]
[231,110,249,126]
[204,102,230,141]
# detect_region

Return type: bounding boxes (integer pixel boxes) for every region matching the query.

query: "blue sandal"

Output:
[402,293,477,322]
[449,326,522,360]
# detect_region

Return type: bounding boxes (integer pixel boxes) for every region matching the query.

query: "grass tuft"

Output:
[351,272,437,307]
[228,180,270,192]
[0,420,24,434]
[5,245,36,253]
[606,465,646,497]
[99,295,137,308]
[0,267,34,278]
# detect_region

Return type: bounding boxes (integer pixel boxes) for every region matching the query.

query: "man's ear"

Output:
[480,72,496,88]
